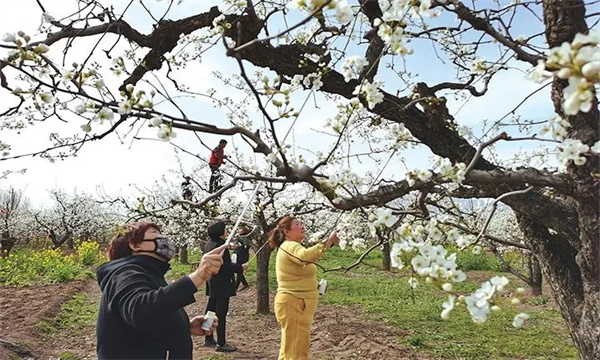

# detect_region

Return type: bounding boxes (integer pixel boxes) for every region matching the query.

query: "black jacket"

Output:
[204,236,243,297]
[233,239,250,264]
[96,255,198,360]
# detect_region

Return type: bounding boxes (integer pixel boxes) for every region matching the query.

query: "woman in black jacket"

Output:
[233,227,251,291]
[203,220,248,352]
[96,222,226,360]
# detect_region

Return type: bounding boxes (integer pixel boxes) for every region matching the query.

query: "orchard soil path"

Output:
[0,279,426,360]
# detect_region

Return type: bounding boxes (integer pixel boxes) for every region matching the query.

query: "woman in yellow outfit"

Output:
[267,215,340,360]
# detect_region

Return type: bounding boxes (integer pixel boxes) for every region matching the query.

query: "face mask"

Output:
[141,237,177,261]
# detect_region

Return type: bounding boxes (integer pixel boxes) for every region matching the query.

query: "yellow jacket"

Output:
[276,241,327,299]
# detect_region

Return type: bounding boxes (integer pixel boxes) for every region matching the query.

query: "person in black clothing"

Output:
[96,222,226,360]
[233,227,251,291]
[181,176,193,201]
[204,220,248,352]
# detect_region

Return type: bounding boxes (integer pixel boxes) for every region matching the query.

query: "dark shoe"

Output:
[204,338,217,347]
[216,344,237,352]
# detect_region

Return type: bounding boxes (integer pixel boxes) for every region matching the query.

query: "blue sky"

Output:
[0,0,564,207]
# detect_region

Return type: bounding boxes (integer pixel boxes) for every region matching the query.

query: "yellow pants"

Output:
[274,292,319,360]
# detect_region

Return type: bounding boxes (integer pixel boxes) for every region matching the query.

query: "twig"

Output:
[230,0,334,53]
[472,186,535,246]
[463,132,509,176]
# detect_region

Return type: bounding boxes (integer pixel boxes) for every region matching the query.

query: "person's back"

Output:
[96,256,194,359]
[233,240,250,264]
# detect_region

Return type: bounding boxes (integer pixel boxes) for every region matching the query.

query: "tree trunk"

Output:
[52,232,72,249]
[0,238,14,258]
[179,244,189,264]
[529,255,543,296]
[381,241,391,271]
[256,240,273,314]
[540,1,600,358]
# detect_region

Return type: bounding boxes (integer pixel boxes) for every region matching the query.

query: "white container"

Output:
[201,311,217,331]
[318,279,327,295]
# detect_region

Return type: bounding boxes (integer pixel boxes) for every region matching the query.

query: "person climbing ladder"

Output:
[209,139,228,193]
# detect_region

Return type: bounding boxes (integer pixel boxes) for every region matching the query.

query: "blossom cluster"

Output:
[341,56,369,82]
[530,30,600,115]
[287,0,354,24]
[539,115,570,141]
[405,156,467,186]
[323,98,368,134]
[352,78,384,109]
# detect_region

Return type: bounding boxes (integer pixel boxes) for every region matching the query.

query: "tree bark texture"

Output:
[255,238,273,314]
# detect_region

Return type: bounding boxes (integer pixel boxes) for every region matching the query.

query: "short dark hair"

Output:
[208,220,226,238]
[108,222,161,260]
[219,139,227,145]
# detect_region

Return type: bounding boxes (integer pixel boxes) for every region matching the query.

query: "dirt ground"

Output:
[0,281,425,360]
[0,280,91,359]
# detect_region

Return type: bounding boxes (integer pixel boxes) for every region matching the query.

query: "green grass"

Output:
[167,247,204,279]
[35,292,99,336]
[266,246,577,360]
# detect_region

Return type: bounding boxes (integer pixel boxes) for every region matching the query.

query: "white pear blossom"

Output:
[2,33,16,43]
[39,92,54,104]
[94,107,115,122]
[512,313,530,328]
[456,234,474,249]
[442,283,453,292]
[118,101,133,115]
[441,295,455,320]
[590,141,600,154]
[351,237,367,252]
[472,245,482,255]
[417,169,433,182]
[390,243,404,269]
[61,69,75,83]
[34,44,50,54]
[352,79,384,109]
[291,74,304,86]
[335,1,353,23]
[81,124,92,133]
[372,208,398,228]
[75,103,87,114]
[157,124,176,141]
[529,60,552,83]
[341,56,369,82]
[149,115,163,127]
[267,153,278,163]
[408,277,418,289]
[558,138,589,167]
[562,77,594,115]
[471,58,487,74]
[42,13,55,22]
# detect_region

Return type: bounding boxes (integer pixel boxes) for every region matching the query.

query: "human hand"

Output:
[189,315,219,336]
[242,263,249,271]
[325,230,339,248]
[188,244,227,288]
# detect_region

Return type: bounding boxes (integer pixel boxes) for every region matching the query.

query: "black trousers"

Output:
[205,296,230,346]
[235,273,248,290]
[208,170,220,193]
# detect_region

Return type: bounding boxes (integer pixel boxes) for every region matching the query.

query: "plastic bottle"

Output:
[201,311,217,331]
[318,279,327,295]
